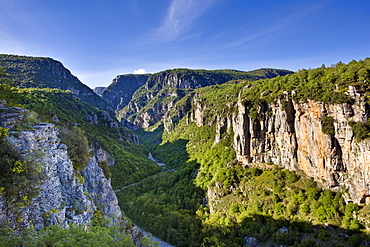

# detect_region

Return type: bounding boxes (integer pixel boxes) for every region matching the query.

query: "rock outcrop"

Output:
[0,108,122,231]
[182,88,370,204]
[1,123,96,230]
[93,87,107,96]
[118,68,293,129]
[101,74,149,112]
[82,156,122,224]
[0,105,28,129]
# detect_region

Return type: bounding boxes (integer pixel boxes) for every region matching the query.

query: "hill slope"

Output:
[117,68,293,128]
[101,74,150,111]
[0,54,112,111]
[118,58,370,246]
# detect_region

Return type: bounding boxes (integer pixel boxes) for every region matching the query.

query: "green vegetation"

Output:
[321,115,335,135]
[122,59,370,246]
[58,126,90,171]
[0,54,111,110]
[0,127,43,205]
[349,120,370,141]
[241,59,370,105]
[119,140,370,246]
[118,67,292,125]
[0,224,138,247]
[0,83,161,189]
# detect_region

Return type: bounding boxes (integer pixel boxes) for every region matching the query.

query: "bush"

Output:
[348,120,370,141]
[0,224,136,246]
[98,161,111,179]
[0,127,43,203]
[58,126,90,171]
[321,115,335,135]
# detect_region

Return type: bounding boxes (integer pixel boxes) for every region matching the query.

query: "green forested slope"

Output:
[0,69,161,191]
[0,54,112,111]
[119,59,370,247]
[117,68,293,127]
[0,66,161,245]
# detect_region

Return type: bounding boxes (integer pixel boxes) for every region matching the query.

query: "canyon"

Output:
[1,54,369,246]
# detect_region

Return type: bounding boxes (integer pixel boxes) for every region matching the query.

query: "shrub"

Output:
[98,161,111,179]
[348,120,370,141]
[321,115,335,135]
[0,127,43,203]
[58,126,90,171]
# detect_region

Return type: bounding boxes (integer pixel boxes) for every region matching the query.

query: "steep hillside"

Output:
[163,58,370,204]
[0,66,163,244]
[101,74,150,111]
[117,68,292,128]
[0,54,112,111]
[93,86,106,96]
[120,58,370,246]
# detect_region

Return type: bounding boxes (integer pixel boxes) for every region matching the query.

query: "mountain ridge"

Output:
[115,67,293,128]
[0,54,113,111]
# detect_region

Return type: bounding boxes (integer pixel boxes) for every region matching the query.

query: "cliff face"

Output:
[118,69,292,129]
[93,87,107,96]
[82,151,122,223]
[0,109,122,230]
[101,74,149,112]
[184,87,370,204]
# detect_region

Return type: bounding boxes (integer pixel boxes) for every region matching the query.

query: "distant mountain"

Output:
[116,68,293,128]
[246,68,296,79]
[93,87,106,96]
[101,74,150,111]
[0,54,112,111]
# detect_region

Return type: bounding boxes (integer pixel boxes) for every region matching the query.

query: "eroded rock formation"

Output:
[0,107,122,230]
[184,88,370,204]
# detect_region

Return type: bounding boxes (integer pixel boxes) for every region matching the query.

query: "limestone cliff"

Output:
[93,87,107,96]
[118,68,292,128]
[101,74,149,112]
[183,86,370,204]
[0,107,122,231]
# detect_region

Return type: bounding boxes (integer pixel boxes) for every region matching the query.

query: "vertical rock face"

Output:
[0,120,122,230]
[119,69,293,129]
[291,99,370,204]
[231,99,298,170]
[82,156,122,224]
[184,90,370,204]
[101,74,149,112]
[229,97,370,204]
[2,123,95,230]
[93,87,107,96]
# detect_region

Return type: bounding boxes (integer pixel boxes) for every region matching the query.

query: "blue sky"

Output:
[0,0,369,88]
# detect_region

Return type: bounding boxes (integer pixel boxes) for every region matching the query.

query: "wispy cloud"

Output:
[151,0,219,41]
[223,2,328,50]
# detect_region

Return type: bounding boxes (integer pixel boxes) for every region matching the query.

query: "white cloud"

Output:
[152,0,219,41]
[133,68,146,74]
